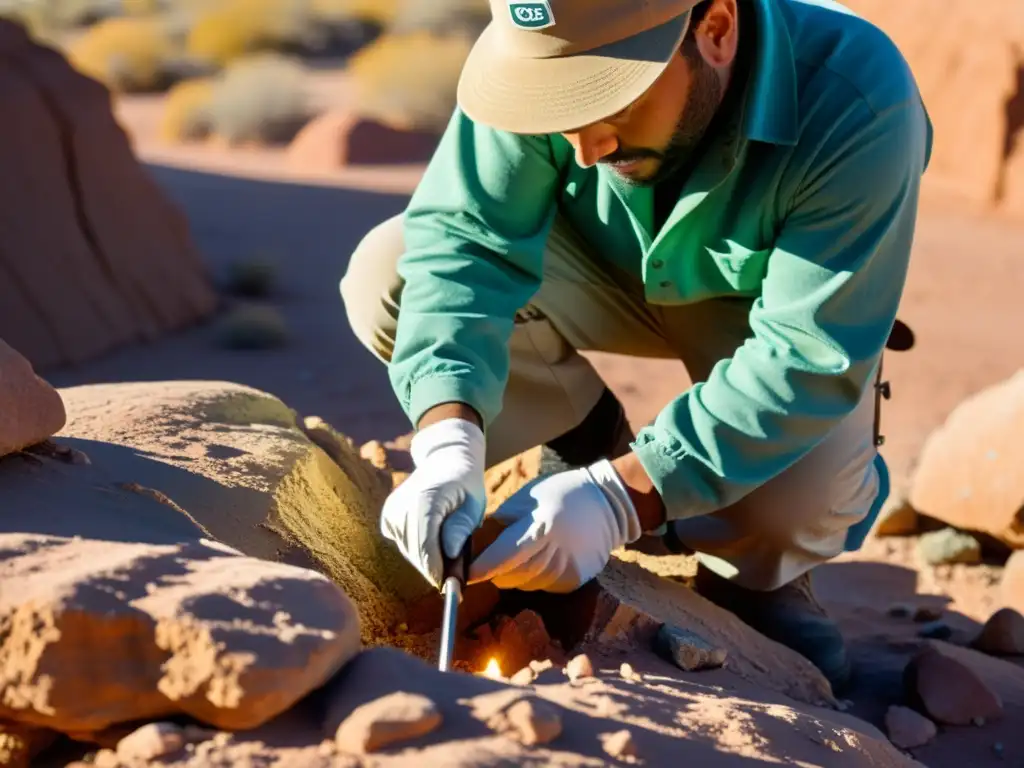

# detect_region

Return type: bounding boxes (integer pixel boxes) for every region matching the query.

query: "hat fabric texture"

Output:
[457,0,703,134]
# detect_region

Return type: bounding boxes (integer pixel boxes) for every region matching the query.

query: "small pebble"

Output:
[619,662,640,681]
[913,605,944,623]
[655,624,727,671]
[510,666,537,686]
[917,620,953,640]
[887,603,914,619]
[504,698,562,746]
[601,729,638,760]
[973,608,1024,656]
[993,742,1004,756]
[116,722,185,761]
[565,653,595,683]
[335,692,442,754]
[529,658,554,674]
[884,705,938,749]
[973,716,986,727]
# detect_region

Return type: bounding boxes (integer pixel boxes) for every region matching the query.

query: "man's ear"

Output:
[694,0,739,69]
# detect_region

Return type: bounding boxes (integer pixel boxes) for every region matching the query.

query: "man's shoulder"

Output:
[784,0,921,118]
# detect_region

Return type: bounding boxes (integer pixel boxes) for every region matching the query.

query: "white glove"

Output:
[380,417,486,588]
[468,459,642,593]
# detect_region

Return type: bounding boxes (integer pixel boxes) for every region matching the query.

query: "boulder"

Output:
[843,0,1024,218]
[41,380,464,641]
[0,20,216,371]
[909,369,1024,549]
[287,110,439,169]
[0,339,65,458]
[1004,551,1024,614]
[0,533,360,732]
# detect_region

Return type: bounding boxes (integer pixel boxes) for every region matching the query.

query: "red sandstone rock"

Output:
[0,339,65,457]
[287,110,440,169]
[904,645,1003,725]
[843,0,1024,219]
[0,533,361,732]
[973,607,1024,656]
[0,20,216,370]
[334,691,442,754]
[909,370,1024,549]
[884,705,937,749]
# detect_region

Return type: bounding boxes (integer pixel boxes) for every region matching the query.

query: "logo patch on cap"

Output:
[508,0,555,30]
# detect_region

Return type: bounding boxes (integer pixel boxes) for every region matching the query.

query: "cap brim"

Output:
[456,11,693,135]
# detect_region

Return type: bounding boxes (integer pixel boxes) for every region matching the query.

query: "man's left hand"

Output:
[468,459,644,592]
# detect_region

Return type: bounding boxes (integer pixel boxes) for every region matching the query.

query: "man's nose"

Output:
[565,125,619,168]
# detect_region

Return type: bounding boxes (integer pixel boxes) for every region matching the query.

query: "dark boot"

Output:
[694,563,852,695]
[539,387,634,475]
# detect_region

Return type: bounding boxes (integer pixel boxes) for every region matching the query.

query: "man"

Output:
[341,0,932,693]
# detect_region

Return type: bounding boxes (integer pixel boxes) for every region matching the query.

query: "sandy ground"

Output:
[39,129,1024,766]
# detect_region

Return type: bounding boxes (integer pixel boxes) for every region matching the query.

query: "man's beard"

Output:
[605,55,724,187]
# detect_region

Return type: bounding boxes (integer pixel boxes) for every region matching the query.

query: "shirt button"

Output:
[651,258,664,269]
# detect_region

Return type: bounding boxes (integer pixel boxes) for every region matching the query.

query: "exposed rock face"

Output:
[0,20,216,371]
[843,0,1024,219]
[909,369,1024,549]
[50,380,445,640]
[1004,551,1024,614]
[0,533,361,732]
[0,339,65,458]
[287,111,440,169]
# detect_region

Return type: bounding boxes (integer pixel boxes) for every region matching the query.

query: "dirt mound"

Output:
[0,339,65,458]
[844,0,1024,218]
[287,111,440,169]
[0,20,216,371]
[909,369,1024,549]
[45,379,487,642]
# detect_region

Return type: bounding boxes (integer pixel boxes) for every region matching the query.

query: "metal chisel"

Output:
[437,538,471,672]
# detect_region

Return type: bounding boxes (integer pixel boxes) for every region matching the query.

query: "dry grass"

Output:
[67,15,177,92]
[347,30,472,132]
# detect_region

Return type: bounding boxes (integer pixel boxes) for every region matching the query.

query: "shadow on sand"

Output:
[46,163,415,446]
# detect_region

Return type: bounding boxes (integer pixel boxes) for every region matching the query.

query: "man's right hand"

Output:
[379,415,487,589]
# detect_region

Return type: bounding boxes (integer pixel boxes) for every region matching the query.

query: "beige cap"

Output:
[457,0,701,135]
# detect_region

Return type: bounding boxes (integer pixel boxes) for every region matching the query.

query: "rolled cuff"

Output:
[405,373,496,430]
[629,429,720,521]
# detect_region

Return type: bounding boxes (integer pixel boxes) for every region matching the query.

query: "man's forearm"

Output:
[612,451,666,532]
[417,402,483,430]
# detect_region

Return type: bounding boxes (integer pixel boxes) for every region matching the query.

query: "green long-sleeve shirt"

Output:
[388,0,933,531]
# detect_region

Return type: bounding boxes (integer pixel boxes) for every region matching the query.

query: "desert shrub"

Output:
[205,53,312,145]
[214,302,290,349]
[309,0,402,25]
[388,0,489,37]
[185,0,316,67]
[67,15,177,92]
[160,76,215,142]
[224,254,279,297]
[346,31,472,133]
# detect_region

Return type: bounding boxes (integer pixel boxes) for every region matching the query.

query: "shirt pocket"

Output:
[703,241,771,294]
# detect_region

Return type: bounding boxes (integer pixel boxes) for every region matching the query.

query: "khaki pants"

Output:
[342,214,884,590]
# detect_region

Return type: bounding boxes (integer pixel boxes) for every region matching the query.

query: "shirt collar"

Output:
[740,0,799,146]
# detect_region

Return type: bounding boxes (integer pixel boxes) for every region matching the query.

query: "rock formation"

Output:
[0,339,65,457]
[844,0,1024,219]
[0,377,927,766]
[909,369,1024,549]
[287,111,440,169]
[0,20,216,371]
